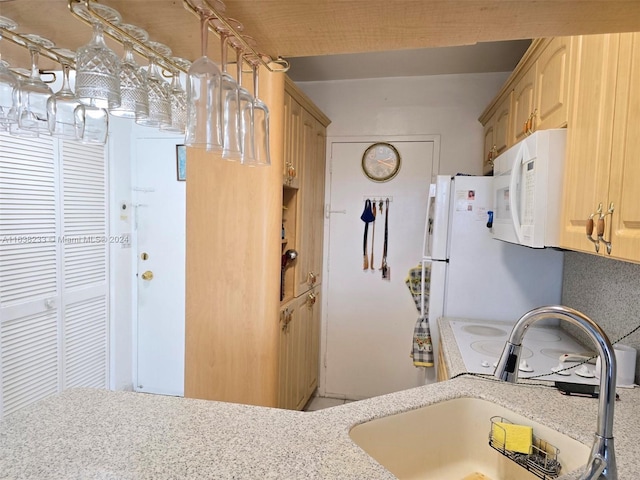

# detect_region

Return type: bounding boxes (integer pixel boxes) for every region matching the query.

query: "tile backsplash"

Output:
[562,250,640,385]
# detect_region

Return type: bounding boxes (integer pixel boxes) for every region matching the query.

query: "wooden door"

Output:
[535,36,572,131]
[560,34,620,253]
[283,93,302,187]
[511,64,536,145]
[305,288,321,397]
[607,32,640,263]
[310,120,327,285]
[293,109,318,297]
[493,92,512,155]
[482,119,496,175]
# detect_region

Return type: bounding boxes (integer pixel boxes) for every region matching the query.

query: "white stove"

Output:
[449,319,599,385]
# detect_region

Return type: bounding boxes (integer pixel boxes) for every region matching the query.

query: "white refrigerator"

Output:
[424,175,564,369]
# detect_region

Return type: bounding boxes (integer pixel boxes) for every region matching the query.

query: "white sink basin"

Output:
[349,397,590,480]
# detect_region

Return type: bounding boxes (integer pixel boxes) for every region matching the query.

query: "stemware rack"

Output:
[488,416,562,479]
[0,0,289,77]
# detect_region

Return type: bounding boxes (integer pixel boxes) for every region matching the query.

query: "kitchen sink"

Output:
[349,397,590,480]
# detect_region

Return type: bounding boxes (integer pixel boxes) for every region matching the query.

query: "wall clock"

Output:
[361,142,401,182]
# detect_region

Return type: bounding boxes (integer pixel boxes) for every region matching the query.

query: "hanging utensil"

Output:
[370,201,376,270]
[360,199,375,270]
[381,198,390,280]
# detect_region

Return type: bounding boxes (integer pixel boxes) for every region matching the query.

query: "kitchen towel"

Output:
[405,264,431,314]
[410,315,434,367]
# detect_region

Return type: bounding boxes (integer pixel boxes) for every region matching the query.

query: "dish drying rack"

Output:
[488,416,562,479]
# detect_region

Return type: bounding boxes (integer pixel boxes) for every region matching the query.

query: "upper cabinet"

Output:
[482,91,512,174]
[479,37,573,173]
[282,77,330,301]
[560,33,640,263]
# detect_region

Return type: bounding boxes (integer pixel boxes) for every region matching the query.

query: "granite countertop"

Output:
[0,320,639,479]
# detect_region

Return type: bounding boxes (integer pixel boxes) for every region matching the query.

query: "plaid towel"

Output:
[405,264,431,313]
[410,315,434,367]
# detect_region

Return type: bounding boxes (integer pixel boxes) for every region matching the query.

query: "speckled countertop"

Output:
[0,318,638,479]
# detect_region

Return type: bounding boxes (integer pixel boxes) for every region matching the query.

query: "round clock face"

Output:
[361,143,401,182]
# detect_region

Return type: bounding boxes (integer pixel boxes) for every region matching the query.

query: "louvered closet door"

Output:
[0,134,108,417]
[0,134,61,417]
[59,141,108,390]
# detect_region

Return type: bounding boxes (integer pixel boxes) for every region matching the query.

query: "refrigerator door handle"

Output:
[422,184,436,259]
[508,142,526,244]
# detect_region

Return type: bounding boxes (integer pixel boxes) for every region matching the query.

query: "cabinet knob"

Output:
[307,292,317,306]
[307,271,317,285]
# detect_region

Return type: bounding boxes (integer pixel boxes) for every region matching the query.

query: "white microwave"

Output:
[491,129,567,248]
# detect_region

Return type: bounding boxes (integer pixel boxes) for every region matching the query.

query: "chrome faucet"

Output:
[494,305,617,480]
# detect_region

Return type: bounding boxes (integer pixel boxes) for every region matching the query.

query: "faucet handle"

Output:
[582,453,607,479]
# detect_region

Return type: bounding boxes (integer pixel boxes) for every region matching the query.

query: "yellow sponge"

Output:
[492,422,533,454]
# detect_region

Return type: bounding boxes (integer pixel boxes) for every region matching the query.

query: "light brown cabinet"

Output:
[482,91,512,174]
[184,70,330,409]
[560,33,640,263]
[278,77,330,409]
[479,37,572,172]
[278,287,321,410]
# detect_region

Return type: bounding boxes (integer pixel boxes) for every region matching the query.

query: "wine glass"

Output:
[185,0,226,152]
[74,103,109,145]
[109,24,150,121]
[47,48,82,139]
[135,41,172,129]
[74,4,122,110]
[10,34,54,137]
[160,57,191,133]
[213,17,243,161]
[0,16,19,127]
[227,35,255,164]
[247,53,271,166]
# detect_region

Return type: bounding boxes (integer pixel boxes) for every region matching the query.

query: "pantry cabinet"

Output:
[560,33,640,263]
[185,72,330,409]
[278,77,330,409]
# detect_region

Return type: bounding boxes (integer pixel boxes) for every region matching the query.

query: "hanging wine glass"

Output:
[227,35,255,164]
[160,57,191,133]
[10,34,54,137]
[46,48,82,139]
[109,24,150,121]
[74,103,109,145]
[247,53,271,166]
[0,16,19,127]
[185,0,226,152]
[135,41,172,129]
[74,3,122,110]
[213,17,243,161]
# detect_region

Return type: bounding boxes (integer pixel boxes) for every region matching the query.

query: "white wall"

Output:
[298,72,509,175]
[296,72,509,398]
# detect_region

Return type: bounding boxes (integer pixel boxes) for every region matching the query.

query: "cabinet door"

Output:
[535,36,572,131]
[607,32,640,263]
[278,295,306,410]
[305,289,321,397]
[482,120,496,175]
[560,34,620,253]
[511,65,536,145]
[310,121,327,285]
[283,93,302,187]
[294,110,321,297]
[493,92,512,155]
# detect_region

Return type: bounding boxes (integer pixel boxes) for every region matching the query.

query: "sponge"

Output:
[492,421,533,454]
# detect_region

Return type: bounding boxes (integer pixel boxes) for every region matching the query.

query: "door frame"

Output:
[318,134,441,398]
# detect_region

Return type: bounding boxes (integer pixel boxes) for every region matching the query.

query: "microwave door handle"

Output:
[508,142,526,244]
